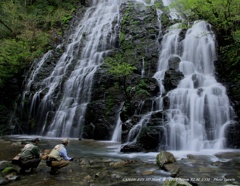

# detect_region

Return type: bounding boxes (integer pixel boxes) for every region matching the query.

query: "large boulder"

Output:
[163,56,184,92]
[156,151,181,177]
[163,163,181,177]
[168,56,181,70]
[120,143,146,153]
[156,151,176,168]
[163,70,184,92]
[137,126,165,151]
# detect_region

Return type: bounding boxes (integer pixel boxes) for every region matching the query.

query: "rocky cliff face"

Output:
[214,52,240,148]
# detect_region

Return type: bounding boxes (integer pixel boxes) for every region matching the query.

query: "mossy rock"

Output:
[163,179,192,186]
[1,167,17,176]
[156,151,176,168]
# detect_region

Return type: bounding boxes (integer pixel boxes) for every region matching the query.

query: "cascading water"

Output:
[18,0,235,152]
[125,0,235,151]
[23,0,121,137]
[164,20,232,151]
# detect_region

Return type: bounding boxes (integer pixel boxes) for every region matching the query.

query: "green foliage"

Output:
[62,14,73,26]
[105,53,136,78]
[0,39,31,86]
[121,13,131,25]
[120,32,125,44]
[153,0,163,9]
[0,0,80,88]
[170,0,240,38]
[136,79,148,89]
[104,53,136,99]
[170,0,240,82]
[233,30,240,43]
[135,79,150,96]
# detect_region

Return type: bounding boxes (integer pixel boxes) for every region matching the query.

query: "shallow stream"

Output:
[1,135,240,186]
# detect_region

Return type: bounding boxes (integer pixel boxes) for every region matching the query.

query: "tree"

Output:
[0,39,32,86]
[170,0,240,40]
[170,0,240,81]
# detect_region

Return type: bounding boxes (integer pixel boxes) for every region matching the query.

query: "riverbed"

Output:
[1,135,240,186]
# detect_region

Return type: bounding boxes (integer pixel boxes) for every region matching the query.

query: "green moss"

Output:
[2,167,17,175]
[135,79,150,97]
[121,12,131,26]
[120,32,125,44]
[105,84,120,115]
[131,20,142,25]
[153,0,163,9]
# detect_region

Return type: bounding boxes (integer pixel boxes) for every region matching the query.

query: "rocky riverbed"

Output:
[0,138,240,186]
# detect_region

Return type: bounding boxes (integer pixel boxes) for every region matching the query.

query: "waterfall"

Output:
[153,23,182,96]
[125,0,235,151]
[18,0,235,151]
[164,20,231,150]
[111,116,122,142]
[24,0,121,137]
[111,102,125,142]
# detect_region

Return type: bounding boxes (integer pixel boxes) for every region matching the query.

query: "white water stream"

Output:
[45,1,121,137]
[23,0,121,137]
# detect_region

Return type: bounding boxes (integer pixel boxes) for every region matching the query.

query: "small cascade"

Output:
[141,57,145,78]
[127,112,153,143]
[162,0,183,20]
[153,23,182,96]
[111,117,122,142]
[21,51,53,106]
[111,103,125,142]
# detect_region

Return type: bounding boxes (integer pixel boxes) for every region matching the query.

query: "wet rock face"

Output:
[214,54,240,148]
[225,123,240,148]
[163,56,184,92]
[136,126,165,151]
[120,143,146,153]
[163,70,183,92]
[119,2,160,78]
